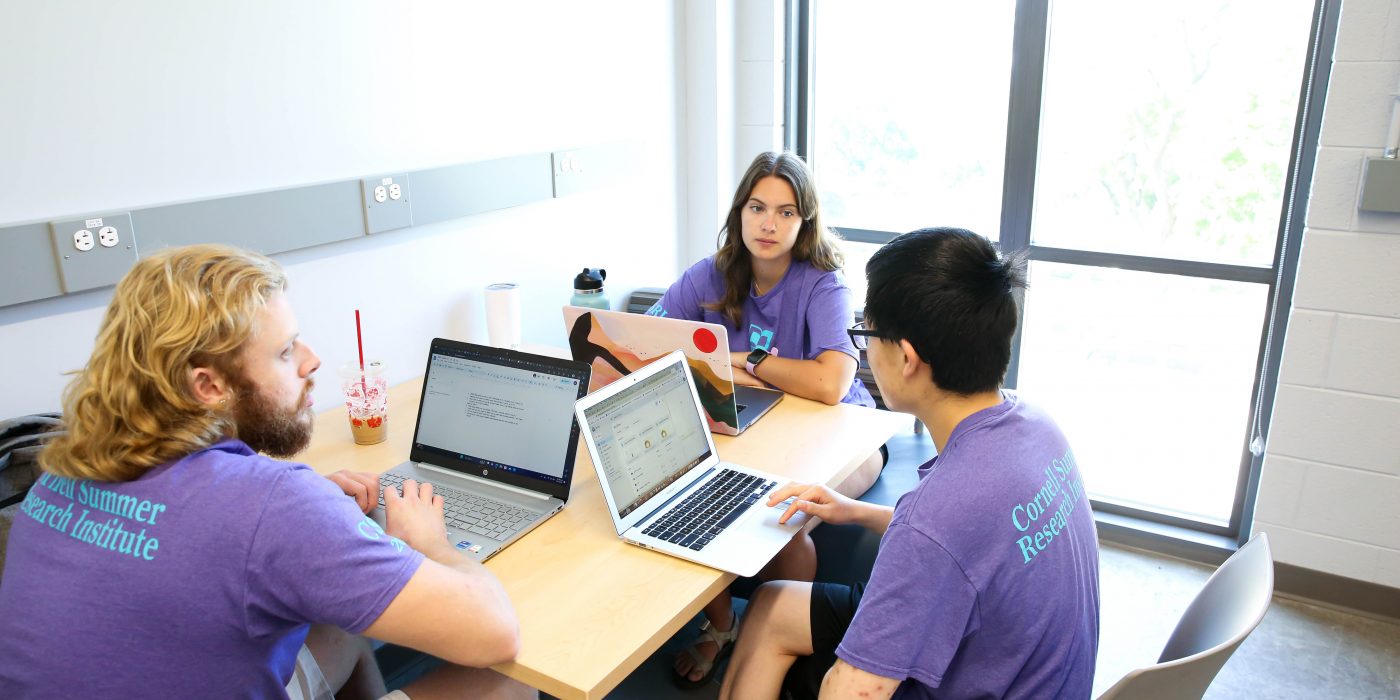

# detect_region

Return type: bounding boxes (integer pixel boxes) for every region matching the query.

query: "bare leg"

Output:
[673,592,737,683]
[396,664,537,700]
[303,625,387,700]
[675,530,818,683]
[763,448,881,584]
[761,530,817,581]
[674,451,878,684]
[719,581,814,700]
[832,450,884,500]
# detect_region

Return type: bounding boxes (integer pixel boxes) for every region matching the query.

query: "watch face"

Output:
[747,348,768,364]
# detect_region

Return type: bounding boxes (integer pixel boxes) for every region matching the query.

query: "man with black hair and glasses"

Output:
[718,228,1100,700]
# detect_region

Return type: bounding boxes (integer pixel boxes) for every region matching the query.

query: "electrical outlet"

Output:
[50,213,139,293]
[551,143,639,198]
[361,174,413,234]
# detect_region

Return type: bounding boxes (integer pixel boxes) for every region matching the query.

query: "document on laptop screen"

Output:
[583,363,711,517]
[418,354,580,479]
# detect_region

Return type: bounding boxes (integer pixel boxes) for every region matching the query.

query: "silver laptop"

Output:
[562,306,784,435]
[371,338,590,561]
[573,350,806,576]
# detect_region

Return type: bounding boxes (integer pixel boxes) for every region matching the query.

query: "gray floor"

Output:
[603,542,1400,699]
[600,427,1400,699]
[1095,544,1400,699]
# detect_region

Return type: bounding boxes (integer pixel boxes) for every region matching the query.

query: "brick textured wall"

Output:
[1256,0,1400,587]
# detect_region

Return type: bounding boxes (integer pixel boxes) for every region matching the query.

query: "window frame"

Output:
[785,0,1341,544]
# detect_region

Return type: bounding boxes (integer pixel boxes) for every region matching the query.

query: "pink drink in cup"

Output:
[340,360,388,445]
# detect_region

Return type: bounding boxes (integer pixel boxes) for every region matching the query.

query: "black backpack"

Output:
[0,413,64,508]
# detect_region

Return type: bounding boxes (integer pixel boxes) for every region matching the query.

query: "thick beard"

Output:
[230,374,314,458]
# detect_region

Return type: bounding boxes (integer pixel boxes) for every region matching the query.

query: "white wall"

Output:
[681,0,786,265]
[735,0,786,181]
[682,0,737,266]
[1256,0,1400,587]
[0,0,684,418]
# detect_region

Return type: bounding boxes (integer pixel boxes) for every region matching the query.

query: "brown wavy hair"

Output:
[40,244,287,482]
[707,151,844,327]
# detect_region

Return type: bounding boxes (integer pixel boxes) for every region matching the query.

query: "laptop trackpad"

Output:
[756,499,808,531]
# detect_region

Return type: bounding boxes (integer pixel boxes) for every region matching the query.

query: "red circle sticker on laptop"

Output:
[693,328,718,353]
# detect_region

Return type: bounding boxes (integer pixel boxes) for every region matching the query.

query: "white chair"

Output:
[1098,533,1273,700]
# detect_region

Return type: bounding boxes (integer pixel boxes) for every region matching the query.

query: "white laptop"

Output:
[371,338,590,562]
[573,350,806,576]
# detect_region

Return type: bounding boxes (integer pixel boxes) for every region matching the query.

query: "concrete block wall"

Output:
[1255,0,1400,587]
[683,0,785,265]
[736,0,786,176]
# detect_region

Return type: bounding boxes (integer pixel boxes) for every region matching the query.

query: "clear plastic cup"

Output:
[339,360,388,445]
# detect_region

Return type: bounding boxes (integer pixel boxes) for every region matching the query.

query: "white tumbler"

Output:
[484,283,522,349]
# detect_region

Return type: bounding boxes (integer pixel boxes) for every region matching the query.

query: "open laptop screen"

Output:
[581,361,712,518]
[414,346,584,486]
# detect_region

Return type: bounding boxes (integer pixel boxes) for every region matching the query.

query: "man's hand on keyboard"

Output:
[767,482,858,525]
[327,470,381,514]
[384,478,449,552]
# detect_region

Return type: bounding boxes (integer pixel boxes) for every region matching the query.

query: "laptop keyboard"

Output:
[378,472,535,541]
[640,469,775,551]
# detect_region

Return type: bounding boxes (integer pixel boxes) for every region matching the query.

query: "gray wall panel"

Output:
[551,142,642,198]
[2,145,633,308]
[133,181,366,257]
[410,154,553,225]
[0,223,64,307]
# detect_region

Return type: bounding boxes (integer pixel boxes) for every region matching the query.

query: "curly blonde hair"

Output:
[41,244,287,482]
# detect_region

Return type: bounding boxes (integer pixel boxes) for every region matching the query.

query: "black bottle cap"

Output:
[574,268,606,290]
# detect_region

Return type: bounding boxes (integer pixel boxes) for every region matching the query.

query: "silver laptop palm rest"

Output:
[413,462,552,501]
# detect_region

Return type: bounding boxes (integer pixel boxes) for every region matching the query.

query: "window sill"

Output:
[1094,509,1236,568]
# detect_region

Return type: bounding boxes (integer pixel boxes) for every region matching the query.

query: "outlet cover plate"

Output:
[551,142,640,198]
[361,174,413,234]
[49,212,139,293]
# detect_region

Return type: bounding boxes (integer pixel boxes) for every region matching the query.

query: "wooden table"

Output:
[297,375,909,699]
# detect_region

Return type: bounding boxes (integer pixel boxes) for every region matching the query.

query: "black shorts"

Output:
[781,581,866,700]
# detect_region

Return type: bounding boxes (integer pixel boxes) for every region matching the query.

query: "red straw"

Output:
[354,309,366,372]
[355,310,368,396]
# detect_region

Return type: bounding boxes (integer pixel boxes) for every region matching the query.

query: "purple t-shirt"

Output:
[0,440,424,699]
[838,395,1100,699]
[647,256,875,407]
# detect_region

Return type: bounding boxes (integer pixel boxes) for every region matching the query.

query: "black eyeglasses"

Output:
[848,321,881,351]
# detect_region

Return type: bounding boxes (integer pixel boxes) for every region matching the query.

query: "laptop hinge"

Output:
[414,462,551,501]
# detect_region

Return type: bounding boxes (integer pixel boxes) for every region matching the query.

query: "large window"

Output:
[806,3,1015,304]
[790,0,1333,537]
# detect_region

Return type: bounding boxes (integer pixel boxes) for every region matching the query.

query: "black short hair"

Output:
[864,227,1027,395]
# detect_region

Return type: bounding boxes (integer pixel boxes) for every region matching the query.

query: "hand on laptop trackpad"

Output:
[766,498,809,528]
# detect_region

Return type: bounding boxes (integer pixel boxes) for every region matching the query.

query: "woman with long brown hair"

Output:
[649,151,873,408]
[651,151,885,687]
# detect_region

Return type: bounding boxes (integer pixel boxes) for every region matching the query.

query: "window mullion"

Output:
[1001,0,1050,389]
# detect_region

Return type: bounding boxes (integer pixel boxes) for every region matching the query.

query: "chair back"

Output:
[1097,533,1273,700]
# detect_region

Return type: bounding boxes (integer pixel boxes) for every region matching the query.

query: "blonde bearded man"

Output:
[0,245,533,700]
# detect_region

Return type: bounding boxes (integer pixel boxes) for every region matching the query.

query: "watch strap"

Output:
[746,348,769,376]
